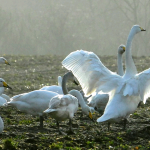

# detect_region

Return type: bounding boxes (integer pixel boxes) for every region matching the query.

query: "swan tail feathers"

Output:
[97,115,111,123]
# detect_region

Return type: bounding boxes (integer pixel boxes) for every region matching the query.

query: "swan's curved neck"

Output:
[62,72,74,94]
[124,29,137,77]
[69,90,86,107]
[117,53,124,76]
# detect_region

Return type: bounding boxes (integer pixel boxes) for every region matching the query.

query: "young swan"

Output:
[44,94,78,134]
[62,72,93,120]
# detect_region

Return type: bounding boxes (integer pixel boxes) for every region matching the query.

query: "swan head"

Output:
[131,25,146,34]
[118,44,125,54]
[82,105,93,120]
[0,57,10,65]
[0,78,12,89]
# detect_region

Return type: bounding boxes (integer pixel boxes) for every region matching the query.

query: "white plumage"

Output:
[0,57,11,105]
[88,45,125,113]
[44,94,78,120]
[62,25,146,129]
[8,90,58,128]
[0,78,11,134]
[44,93,78,134]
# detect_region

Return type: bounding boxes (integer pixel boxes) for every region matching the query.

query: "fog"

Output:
[0,0,149,56]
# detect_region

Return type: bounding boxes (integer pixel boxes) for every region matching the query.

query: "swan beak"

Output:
[140,27,146,31]
[89,112,94,122]
[89,112,93,120]
[3,82,12,89]
[5,60,10,65]
[123,47,125,51]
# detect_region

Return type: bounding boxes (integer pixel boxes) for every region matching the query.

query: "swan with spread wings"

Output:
[62,25,147,129]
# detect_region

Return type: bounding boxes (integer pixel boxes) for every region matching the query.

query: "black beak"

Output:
[6,84,12,90]
[73,80,79,85]
[141,29,146,31]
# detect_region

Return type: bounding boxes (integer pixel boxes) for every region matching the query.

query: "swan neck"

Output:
[117,53,124,76]
[69,90,86,107]
[125,30,137,77]
[62,72,74,95]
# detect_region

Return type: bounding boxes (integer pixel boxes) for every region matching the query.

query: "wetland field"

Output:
[0,54,150,150]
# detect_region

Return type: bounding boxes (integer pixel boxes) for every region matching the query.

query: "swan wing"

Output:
[62,50,122,96]
[49,94,77,109]
[136,68,150,104]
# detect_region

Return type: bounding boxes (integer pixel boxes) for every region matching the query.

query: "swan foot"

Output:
[56,121,66,135]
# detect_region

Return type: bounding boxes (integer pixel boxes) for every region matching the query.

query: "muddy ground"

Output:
[0,54,150,150]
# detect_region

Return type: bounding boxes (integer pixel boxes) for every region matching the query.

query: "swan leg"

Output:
[56,121,65,135]
[67,119,74,134]
[57,121,61,134]
[123,119,127,130]
[108,122,111,131]
[40,116,44,129]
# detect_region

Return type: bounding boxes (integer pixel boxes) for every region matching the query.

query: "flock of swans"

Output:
[0,25,148,135]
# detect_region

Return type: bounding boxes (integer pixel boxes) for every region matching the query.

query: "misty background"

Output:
[0,0,149,56]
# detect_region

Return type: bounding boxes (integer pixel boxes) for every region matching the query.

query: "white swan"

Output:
[0,57,10,106]
[62,72,93,119]
[0,57,10,65]
[88,44,125,113]
[0,78,12,134]
[0,57,11,105]
[62,25,146,130]
[44,93,78,134]
[7,90,58,128]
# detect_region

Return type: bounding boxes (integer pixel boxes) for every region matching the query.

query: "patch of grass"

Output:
[86,141,95,148]
[117,136,124,142]
[6,118,11,125]
[66,147,82,150]
[49,142,63,149]
[19,119,32,125]
[3,138,18,150]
